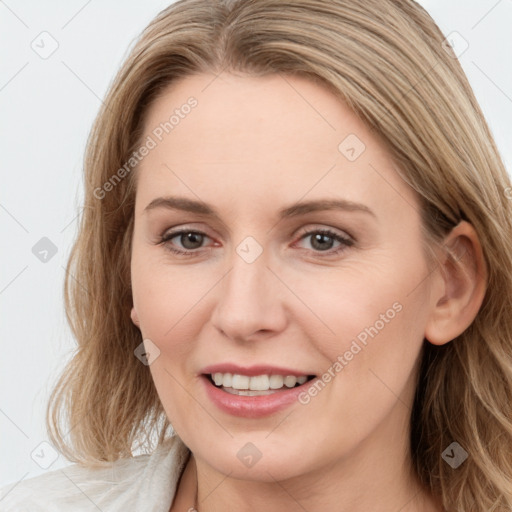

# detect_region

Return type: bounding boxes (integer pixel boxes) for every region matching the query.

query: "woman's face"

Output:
[130,72,435,481]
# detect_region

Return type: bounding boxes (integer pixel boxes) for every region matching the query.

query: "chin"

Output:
[193,436,318,482]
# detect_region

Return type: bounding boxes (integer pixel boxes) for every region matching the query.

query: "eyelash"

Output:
[158,227,354,258]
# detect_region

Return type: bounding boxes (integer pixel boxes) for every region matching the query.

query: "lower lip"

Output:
[200,375,317,418]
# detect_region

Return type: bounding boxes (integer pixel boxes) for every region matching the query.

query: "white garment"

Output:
[0,436,191,512]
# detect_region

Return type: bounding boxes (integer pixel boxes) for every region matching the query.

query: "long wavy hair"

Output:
[47,0,512,510]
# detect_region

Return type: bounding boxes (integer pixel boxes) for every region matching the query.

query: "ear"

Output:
[131,306,141,328]
[424,220,488,346]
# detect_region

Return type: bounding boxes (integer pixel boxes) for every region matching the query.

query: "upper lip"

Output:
[200,363,315,377]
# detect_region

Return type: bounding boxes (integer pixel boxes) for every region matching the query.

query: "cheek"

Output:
[293,280,428,453]
[286,252,429,392]
[279,259,411,355]
[132,254,215,342]
[131,260,209,426]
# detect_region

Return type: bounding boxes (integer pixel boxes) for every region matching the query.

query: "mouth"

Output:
[199,366,320,417]
[203,372,317,396]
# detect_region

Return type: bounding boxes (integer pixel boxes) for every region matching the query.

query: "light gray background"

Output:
[1,0,511,488]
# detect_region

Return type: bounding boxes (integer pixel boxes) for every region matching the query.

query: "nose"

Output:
[210,246,288,343]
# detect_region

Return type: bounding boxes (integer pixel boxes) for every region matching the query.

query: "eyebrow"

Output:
[143,196,376,220]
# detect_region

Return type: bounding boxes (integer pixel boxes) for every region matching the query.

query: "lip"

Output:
[199,372,318,419]
[200,363,313,377]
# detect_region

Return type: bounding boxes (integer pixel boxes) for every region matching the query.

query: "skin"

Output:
[129,72,487,512]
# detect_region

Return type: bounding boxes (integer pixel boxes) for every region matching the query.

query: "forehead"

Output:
[134,72,419,223]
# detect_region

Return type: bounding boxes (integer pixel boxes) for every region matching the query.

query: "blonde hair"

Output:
[47,0,512,510]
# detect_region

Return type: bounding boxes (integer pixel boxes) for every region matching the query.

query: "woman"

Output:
[2,0,511,511]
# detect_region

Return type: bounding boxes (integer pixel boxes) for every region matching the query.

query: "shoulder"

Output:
[0,436,190,512]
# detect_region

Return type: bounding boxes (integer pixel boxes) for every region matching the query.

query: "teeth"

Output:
[297,375,308,385]
[222,373,232,387]
[249,375,270,391]
[284,376,297,387]
[269,375,284,389]
[211,372,309,391]
[231,374,249,390]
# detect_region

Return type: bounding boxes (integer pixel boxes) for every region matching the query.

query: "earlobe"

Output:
[424,221,488,346]
[131,306,140,327]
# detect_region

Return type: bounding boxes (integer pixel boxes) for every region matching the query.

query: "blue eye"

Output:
[158,228,353,257]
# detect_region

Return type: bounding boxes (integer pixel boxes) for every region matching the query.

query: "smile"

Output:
[201,372,319,418]
[209,372,314,395]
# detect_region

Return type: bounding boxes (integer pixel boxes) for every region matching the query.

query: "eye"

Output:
[159,229,213,257]
[294,228,354,255]
[158,227,354,257]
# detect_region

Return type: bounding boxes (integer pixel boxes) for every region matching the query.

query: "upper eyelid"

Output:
[295,225,354,241]
[161,223,353,239]
[154,211,360,238]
